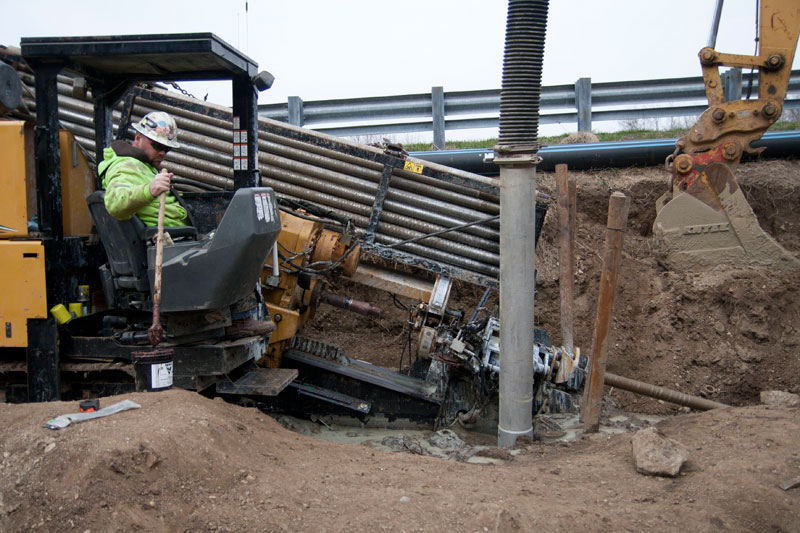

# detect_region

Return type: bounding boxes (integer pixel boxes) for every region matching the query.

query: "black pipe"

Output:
[411,130,800,176]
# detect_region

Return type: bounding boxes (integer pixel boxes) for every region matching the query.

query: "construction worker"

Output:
[98,111,188,227]
[98,111,273,339]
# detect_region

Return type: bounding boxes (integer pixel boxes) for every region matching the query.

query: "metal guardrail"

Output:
[259,70,800,148]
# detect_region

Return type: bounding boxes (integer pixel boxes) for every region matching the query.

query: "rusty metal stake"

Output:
[147,192,167,346]
[581,191,630,433]
[556,164,575,353]
[604,372,728,411]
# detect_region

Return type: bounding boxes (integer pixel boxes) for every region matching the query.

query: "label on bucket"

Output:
[151,362,173,389]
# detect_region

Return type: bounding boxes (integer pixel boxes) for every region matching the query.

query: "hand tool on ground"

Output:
[43,399,141,430]
[79,399,99,412]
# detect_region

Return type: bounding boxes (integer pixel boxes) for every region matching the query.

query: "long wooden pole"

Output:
[147,191,167,347]
[581,191,630,432]
[556,164,575,352]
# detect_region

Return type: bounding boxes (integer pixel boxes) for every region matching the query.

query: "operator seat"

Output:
[87,187,281,313]
[86,190,198,306]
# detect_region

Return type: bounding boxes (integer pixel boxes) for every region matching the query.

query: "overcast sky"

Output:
[2,1,788,137]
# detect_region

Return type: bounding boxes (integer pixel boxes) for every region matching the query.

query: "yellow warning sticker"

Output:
[403,161,424,174]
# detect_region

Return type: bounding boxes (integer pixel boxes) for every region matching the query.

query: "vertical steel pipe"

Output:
[496,0,549,448]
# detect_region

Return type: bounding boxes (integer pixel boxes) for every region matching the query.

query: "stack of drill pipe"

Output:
[9,58,505,280]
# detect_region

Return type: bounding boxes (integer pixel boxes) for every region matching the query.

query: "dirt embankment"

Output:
[311,159,800,413]
[1,159,799,532]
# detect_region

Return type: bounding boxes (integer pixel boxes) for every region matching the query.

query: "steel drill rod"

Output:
[556,164,575,353]
[582,191,631,433]
[604,372,728,411]
[141,93,503,209]
[262,150,501,233]
[31,76,502,222]
[257,173,500,276]
[319,291,383,317]
[258,165,501,264]
[383,214,500,250]
[21,73,506,277]
[259,137,502,215]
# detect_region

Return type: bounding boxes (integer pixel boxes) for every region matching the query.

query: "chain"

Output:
[168,82,201,100]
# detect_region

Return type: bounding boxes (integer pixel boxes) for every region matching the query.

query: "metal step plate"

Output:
[216,367,298,397]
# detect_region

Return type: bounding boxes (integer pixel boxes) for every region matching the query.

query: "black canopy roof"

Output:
[20,33,258,82]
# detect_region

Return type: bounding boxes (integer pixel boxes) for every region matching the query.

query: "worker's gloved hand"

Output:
[149,169,173,197]
[152,232,175,246]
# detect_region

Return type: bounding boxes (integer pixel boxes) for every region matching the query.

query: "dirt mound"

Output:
[533,159,800,412]
[2,159,800,531]
[560,131,601,144]
[1,389,798,532]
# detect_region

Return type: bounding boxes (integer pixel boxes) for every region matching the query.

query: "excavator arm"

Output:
[653,0,800,269]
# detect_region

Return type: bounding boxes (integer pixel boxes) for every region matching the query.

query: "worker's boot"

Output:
[225,317,276,340]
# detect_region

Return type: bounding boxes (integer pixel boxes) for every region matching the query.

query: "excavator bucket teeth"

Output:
[653,163,800,270]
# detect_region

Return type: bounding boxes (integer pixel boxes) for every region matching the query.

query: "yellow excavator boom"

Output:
[653,0,800,269]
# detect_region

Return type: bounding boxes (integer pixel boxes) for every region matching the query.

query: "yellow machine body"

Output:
[0,121,35,238]
[0,242,47,347]
[0,121,95,347]
[58,129,96,237]
[261,213,324,366]
[259,211,362,366]
[0,122,94,239]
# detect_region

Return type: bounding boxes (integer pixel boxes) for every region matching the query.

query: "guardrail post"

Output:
[288,96,305,127]
[723,68,742,102]
[575,77,592,132]
[432,86,446,150]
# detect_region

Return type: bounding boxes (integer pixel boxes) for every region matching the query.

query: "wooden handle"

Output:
[153,192,166,303]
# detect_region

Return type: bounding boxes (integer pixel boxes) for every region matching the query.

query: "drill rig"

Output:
[1,33,586,430]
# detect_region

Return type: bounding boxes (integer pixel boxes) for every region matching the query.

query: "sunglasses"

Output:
[149,138,171,154]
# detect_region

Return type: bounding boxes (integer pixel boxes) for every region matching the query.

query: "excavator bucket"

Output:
[651,0,800,271]
[653,162,800,270]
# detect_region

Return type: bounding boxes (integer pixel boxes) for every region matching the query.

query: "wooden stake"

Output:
[581,191,630,432]
[147,191,167,346]
[568,177,577,271]
[556,164,575,353]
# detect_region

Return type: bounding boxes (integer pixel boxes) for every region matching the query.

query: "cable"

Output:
[382,214,499,250]
[277,236,362,275]
[278,205,341,226]
[746,0,760,100]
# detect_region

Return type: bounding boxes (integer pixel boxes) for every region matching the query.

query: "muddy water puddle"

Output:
[272,410,663,464]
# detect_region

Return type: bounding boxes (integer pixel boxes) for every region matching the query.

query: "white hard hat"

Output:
[132,111,180,149]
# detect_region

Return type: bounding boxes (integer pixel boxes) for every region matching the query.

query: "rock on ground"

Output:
[631,426,689,477]
[760,390,800,408]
